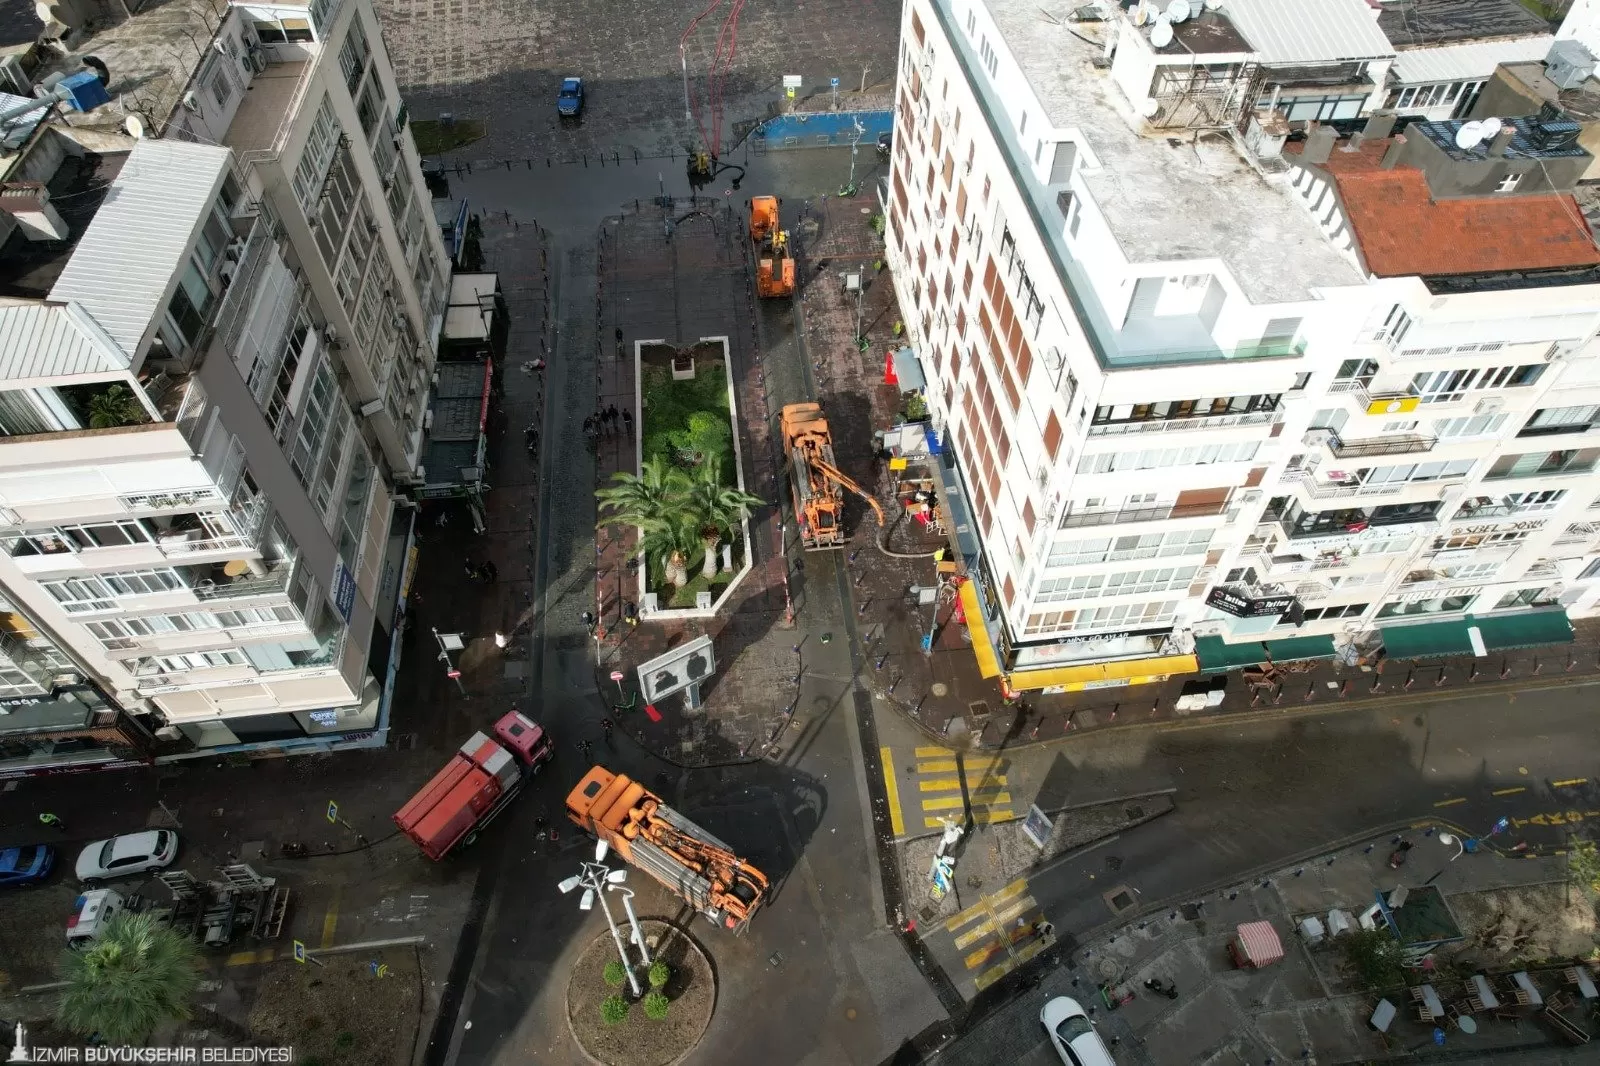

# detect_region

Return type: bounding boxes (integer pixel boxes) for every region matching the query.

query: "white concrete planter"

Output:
[631,335,753,621]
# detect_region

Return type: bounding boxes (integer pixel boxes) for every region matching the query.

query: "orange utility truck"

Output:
[780,401,886,549]
[566,765,768,932]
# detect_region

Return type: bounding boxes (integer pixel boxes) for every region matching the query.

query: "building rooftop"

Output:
[1498,59,1600,121]
[985,0,1362,307]
[0,150,126,299]
[0,301,128,381]
[1136,8,1252,56]
[1309,136,1600,278]
[1413,114,1588,161]
[0,0,42,51]
[1377,0,1552,49]
[1222,0,1394,63]
[1391,33,1554,83]
[49,138,233,360]
[443,273,497,343]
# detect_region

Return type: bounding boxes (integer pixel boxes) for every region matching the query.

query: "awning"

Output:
[892,346,927,392]
[958,582,1002,679]
[1468,609,1574,652]
[1195,634,1335,671]
[1378,617,1475,659]
[1007,654,1198,692]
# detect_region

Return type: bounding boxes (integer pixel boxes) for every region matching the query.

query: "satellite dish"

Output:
[1454,121,1485,150]
[1132,1,1151,25]
[1150,16,1174,47]
[1167,0,1192,22]
[1204,0,1223,8]
[124,114,144,139]
[1140,97,1161,117]
[1480,117,1503,137]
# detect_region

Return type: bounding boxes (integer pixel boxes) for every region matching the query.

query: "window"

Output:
[1486,449,1600,480]
[1377,304,1412,346]
[206,60,233,107]
[1034,565,1198,604]
[1363,459,1474,484]
[1047,528,1212,566]
[1443,562,1501,580]
[338,17,371,97]
[1092,394,1280,426]
[59,521,154,549]
[1077,440,1260,474]
[251,17,313,43]
[1434,412,1507,440]
[1299,603,1368,621]
[1377,594,1475,617]
[1281,93,1365,122]
[1290,372,1311,392]
[1433,528,1537,550]
[1521,405,1599,437]
[1493,587,1555,610]
[290,96,342,216]
[1414,364,1545,403]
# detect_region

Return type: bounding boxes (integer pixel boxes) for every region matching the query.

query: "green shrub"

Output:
[648,960,671,989]
[603,960,627,988]
[1341,927,1407,991]
[643,991,670,1020]
[601,995,629,1025]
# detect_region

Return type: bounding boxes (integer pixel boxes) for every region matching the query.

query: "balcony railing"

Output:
[1328,434,1438,459]
[1086,408,1279,438]
[191,557,295,602]
[1280,469,1405,500]
[157,533,254,557]
[1326,379,1420,409]
[1057,501,1225,529]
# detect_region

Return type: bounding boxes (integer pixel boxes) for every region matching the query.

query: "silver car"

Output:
[1041,996,1117,1066]
[74,830,178,883]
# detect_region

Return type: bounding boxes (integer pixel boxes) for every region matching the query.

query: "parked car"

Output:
[1041,996,1117,1066]
[557,77,585,118]
[74,830,178,883]
[0,843,54,886]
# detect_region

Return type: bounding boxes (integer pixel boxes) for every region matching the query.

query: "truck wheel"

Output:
[463,831,479,848]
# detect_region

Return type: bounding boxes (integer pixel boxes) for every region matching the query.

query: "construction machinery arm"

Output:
[642,819,767,913]
[812,457,886,527]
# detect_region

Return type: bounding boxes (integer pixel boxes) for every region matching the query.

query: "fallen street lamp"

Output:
[558,840,642,996]
[432,627,468,696]
[1422,833,1466,886]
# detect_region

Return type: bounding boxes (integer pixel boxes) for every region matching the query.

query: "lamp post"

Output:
[1422,832,1466,886]
[432,628,467,696]
[558,841,642,996]
[609,883,651,968]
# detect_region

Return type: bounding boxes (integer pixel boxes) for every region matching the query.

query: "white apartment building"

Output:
[0,0,449,767]
[886,0,1600,693]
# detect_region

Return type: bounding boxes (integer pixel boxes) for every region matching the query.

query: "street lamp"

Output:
[432,628,467,696]
[558,840,643,996]
[1422,833,1466,886]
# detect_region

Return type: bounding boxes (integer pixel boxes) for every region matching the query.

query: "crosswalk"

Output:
[910,745,1017,831]
[942,876,1054,992]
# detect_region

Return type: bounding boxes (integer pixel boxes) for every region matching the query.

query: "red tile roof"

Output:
[1294,137,1600,278]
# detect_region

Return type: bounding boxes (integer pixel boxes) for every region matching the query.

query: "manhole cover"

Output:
[931,682,949,697]
[769,951,785,968]
[918,905,940,924]
[1105,855,1123,871]
[1109,889,1134,911]
[1180,903,1203,921]
[1096,957,1125,983]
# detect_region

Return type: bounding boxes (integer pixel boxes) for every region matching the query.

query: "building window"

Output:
[1281,93,1365,122]
[1413,364,1545,404]
[1077,440,1260,474]
[251,17,313,44]
[1493,587,1555,610]
[1485,449,1600,480]
[338,17,372,97]
[1520,405,1599,437]
[1299,603,1368,621]
[1377,595,1474,617]
[291,96,343,216]
[1092,394,1281,426]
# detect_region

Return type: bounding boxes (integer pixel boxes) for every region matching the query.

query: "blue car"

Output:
[0,844,54,886]
[557,77,584,118]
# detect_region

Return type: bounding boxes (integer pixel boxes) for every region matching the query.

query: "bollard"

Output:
[1339,679,1351,698]
[1533,657,1543,675]
[1434,669,1446,687]
[1468,661,1479,682]
[1500,658,1511,679]
[1304,682,1315,702]
[1370,676,1382,693]
[1404,669,1416,690]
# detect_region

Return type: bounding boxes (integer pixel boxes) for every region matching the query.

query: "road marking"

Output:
[923,795,968,812]
[954,917,998,950]
[1492,787,1527,797]
[917,759,958,774]
[945,877,1028,933]
[962,758,1009,773]
[225,948,276,967]
[973,958,1015,991]
[1433,797,1467,807]
[879,747,905,838]
[1553,778,1589,788]
[919,777,965,792]
[993,894,1037,927]
[964,940,1008,970]
[320,887,340,949]
[915,746,950,758]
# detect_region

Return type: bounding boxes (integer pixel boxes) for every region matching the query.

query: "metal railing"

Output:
[158,533,254,557]
[1280,469,1405,500]
[191,559,295,602]
[1326,379,1420,408]
[1086,408,1278,438]
[1056,501,1226,529]
[1328,434,1437,459]
[235,60,322,172]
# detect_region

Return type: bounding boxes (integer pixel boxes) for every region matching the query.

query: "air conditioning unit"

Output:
[0,55,30,96]
[322,324,339,346]
[181,90,198,110]
[1475,397,1504,414]
[1302,428,1336,447]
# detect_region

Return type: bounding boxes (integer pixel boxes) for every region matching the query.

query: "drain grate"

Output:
[1105,855,1123,871]
[1106,888,1136,913]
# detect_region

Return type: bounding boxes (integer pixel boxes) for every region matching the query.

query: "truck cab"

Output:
[67,888,128,945]
[557,77,584,118]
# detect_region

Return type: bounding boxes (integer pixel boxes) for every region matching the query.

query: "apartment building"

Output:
[0,0,448,767]
[886,0,1600,694]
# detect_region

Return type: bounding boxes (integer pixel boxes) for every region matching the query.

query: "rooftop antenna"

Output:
[1167,0,1192,23]
[1150,15,1174,47]
[123,113,145,139]
[1453,120,1486,150]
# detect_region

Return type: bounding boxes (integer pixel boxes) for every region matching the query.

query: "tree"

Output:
[1340,927,1407,992]
[87,385,147,429]
[597,457,686,532]
[682,457,762,579]
[57,912,201,1044]
[637,511,700,589]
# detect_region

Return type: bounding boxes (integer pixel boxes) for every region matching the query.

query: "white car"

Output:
[1041,996,1117,1066]
[74,830,178,883]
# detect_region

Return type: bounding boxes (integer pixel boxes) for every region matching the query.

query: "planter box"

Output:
[632,335,753,621]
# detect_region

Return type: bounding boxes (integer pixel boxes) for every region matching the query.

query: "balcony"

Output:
[1282,502,1442,540]
[1086,406,1280,439]
[1280,469,1406,500]
[225,61,316,168]
[1056,501,1227,529]
[189,556,296,602]
[1327,378,1421,413]
[1326,433,1437,459]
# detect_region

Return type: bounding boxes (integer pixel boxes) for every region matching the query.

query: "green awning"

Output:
[1468,609,1574,652]
[1377,618,1475,659]
[1195,634,1336,671]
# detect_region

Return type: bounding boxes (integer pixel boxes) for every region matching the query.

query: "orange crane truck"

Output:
[749,195,795,298]
[566,765,768,932]
[781,402,886,550]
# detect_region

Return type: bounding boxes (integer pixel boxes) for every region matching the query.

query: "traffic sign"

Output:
[1021,805,1054,850]
[610,671,625,681]
[325,800,339,825]
[292,940,307,964]
[929,855,954,900]
[830,77,839,88]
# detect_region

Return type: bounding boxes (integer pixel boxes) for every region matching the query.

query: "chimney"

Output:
[1488,123,1516,157]
[1303,123,1338,165]
[1380,133,1407,169]
[1362,111,1397,141]
[0,182,68,242]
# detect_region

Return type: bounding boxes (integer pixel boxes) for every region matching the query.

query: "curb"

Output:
[563,919,716,1066]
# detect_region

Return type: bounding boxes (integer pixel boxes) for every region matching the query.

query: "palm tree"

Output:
[638,510,701,589]
[596,457,687,533]
[57,911,201,1045]
[682,457,763,579]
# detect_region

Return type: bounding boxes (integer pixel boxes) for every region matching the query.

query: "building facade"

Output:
[886,0,1600,693]
[0,0,446,765]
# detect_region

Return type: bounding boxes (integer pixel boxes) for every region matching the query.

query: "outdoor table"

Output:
[1578,970,1599,999]
[1457,1015,1478,1035]
[1470,974,1500,1009]
[1420,984,1445,1018]
[1370,998,1397,1032]
[1512,971,1543,1006]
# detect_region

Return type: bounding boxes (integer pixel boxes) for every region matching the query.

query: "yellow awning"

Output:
[958,582,1003,679]
[1006,654,1198,692]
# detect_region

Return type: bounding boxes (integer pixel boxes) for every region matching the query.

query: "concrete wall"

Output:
[1400,128,1591,197]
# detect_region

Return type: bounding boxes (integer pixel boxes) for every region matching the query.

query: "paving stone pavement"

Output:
[376,0,903,162]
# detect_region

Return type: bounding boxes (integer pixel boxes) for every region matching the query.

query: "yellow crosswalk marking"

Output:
[953,917,998,950]
[964,940,1008,970]
[918,760,958,774]
[1015,937,1050,965]
[991,877,1029,905]
[879,747,905,838]
[944,877,1029,933]
[968,788,1011,802]
[970,809,1018,824]
[915,746,950,758]
[993,895,1037,927]
[919,777,964,792]
[973,958,1016,991]
[963,758,1009,772]
[922,795,967,812]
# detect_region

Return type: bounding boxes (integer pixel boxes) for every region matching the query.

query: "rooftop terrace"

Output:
[983,0,1362,306]
[0,150,127,300]
[1377,0,1552,49]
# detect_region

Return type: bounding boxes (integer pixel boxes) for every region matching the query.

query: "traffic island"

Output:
[566,919,715,1066]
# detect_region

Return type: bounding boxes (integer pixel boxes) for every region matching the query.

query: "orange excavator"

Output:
[750,195,795,298]
[780,401,886,550]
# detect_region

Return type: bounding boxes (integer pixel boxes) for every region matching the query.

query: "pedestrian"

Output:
[479,560,497,582]
[581,610,596,636]
[38,812,64,831]
[621,409,633,438]
[624,600,638,627]
[601,718,613,743]
[582,415,594,436]
[578,738,593,760]
[465,561,482,582]
[606,404,619,430]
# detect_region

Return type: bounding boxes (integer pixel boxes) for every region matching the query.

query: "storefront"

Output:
[1379,608,1574,659]
[0,683,153,779]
